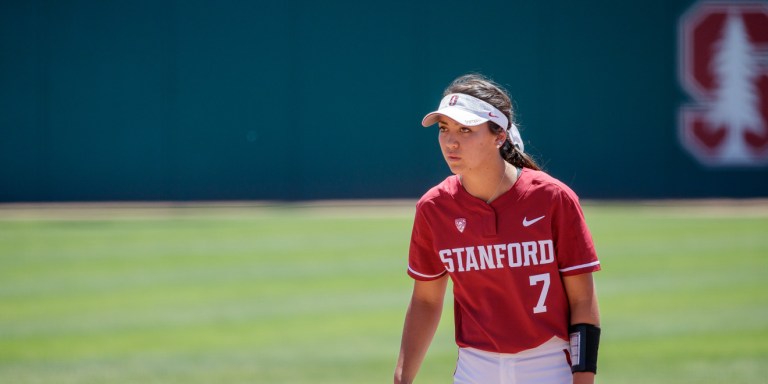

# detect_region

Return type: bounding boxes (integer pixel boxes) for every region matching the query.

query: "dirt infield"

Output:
[0,200,419,220]
[1,199,767,220]
[583,198,768,217]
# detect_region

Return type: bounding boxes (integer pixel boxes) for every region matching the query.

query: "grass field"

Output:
[1,200,767,383]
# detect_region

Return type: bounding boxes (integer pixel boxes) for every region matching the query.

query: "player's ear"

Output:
[495,131,507,148]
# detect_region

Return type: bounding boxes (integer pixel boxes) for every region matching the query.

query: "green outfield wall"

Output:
[2,0,767,201]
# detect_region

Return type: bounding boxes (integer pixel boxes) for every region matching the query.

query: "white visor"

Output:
[421,93,524,153]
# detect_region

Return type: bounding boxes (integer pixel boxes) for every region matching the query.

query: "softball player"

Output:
[394,74,601,384]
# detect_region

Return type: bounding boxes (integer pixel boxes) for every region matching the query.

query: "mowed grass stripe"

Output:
[1,207,417,383]
[587,204,768,384]
[1,202,767,383]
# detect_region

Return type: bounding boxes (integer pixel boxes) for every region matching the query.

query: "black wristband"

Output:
[569,323,601,373]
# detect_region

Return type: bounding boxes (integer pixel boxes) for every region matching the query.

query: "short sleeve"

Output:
[407,203,448,281]
[551,186,601,276]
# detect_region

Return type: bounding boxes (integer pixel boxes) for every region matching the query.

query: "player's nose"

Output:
[442,134,459,149]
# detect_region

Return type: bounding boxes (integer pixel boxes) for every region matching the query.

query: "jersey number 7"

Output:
[529,273,550,314]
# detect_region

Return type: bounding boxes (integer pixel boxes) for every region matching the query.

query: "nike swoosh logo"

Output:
[488,112,499,118]
[522,215,545,227]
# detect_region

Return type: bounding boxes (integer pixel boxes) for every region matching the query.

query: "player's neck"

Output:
[459,160,514,204]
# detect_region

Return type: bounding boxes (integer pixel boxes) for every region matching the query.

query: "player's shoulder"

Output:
[416,175,461,209]
[520,168,581,202]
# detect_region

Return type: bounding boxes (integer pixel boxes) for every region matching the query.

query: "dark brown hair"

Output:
[444,74,540,171]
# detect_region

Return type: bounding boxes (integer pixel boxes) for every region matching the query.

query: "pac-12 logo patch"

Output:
[455,218,466,233]
[678,1,768,166]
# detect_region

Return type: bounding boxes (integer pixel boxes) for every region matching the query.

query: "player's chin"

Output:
[445,162,464,175]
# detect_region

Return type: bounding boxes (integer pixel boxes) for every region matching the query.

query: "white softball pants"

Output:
[453,337,572,384]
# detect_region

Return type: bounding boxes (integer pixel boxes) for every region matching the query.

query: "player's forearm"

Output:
[394,298,443,384]
[564,273,600,326]
[564,273,601,382]
[569,297,600,326]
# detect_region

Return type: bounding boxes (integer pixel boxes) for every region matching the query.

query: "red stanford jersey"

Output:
[407,168,600,354]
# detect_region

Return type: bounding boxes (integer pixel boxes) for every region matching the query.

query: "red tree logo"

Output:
[678,1,768,166]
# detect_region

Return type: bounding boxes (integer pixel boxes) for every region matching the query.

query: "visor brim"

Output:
[421,107,490,127]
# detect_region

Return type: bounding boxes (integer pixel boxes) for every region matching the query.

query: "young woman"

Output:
[394,74,601,384]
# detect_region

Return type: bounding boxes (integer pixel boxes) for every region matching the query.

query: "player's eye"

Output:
[460,127,472,133]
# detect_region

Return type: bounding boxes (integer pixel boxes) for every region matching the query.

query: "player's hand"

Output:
[393,372,412,384]
[573,372,595,384]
